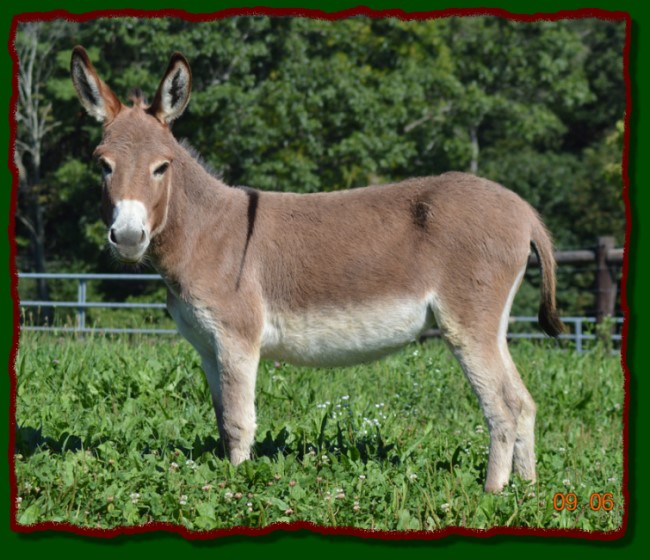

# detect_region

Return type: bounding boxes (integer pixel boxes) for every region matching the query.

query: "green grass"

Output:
[13,332,624,533]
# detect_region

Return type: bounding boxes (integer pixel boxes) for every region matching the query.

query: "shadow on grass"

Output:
[15,426,85,456]
[14,423,400,465]
[14,424,482,483]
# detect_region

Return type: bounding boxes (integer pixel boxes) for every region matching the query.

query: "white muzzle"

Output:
[108,200,150,263]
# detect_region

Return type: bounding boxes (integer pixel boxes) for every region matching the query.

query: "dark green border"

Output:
[2,0,645,557]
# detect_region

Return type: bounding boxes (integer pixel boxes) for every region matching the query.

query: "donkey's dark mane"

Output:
[130,88,147,107]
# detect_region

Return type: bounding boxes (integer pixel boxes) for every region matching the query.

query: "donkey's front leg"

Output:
[202,337,260,465]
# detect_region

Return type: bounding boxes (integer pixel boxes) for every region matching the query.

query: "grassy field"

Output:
[13,332,625,534]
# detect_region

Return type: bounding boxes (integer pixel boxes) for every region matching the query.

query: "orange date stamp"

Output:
[553,492,616,511]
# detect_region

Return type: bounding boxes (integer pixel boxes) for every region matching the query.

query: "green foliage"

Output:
[14,16,626,317]
[15,335,624,531]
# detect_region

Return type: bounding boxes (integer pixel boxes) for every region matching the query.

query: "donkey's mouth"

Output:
[110,242,149,264]
[113,250,146,264]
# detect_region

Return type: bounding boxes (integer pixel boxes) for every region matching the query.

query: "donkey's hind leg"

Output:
[444,337,522,492]
[433,266,532,492]
[502,350,537,482]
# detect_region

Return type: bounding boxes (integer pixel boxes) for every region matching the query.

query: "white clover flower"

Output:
[179,495,188,505]
[169,462,179,472]
[130,492,140,504]
[440,503,450,512]
[359,475,366,480]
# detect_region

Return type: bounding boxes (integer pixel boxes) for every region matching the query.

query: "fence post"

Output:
[596,236,617,324]
[575,318,583,353]
[77,279,87,332]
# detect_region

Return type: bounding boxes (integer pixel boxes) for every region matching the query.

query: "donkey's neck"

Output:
[149,142,235,291]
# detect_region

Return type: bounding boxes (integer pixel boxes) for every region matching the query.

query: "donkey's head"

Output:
[71,46,192,263]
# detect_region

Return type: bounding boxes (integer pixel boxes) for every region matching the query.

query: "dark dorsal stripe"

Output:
[235,187,259,291]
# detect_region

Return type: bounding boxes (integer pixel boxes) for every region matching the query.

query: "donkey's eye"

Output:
[153,162,170,177]
[99,159,113,177]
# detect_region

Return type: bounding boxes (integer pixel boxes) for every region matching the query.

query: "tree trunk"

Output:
[25,172,53,325]
[469,126,479,175]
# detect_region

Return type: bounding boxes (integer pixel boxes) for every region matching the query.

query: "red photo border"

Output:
[8,5,632,541]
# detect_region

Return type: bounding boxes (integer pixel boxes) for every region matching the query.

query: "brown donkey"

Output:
[71,47,563,493]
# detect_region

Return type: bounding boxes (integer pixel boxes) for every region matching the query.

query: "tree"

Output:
[15,21,76,321]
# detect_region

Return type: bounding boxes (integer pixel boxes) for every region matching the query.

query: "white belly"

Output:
[260,298,434,367]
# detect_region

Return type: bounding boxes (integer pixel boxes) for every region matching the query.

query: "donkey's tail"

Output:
[530,219,565,337]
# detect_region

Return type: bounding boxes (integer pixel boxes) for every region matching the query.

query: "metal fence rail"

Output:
[19,272,170,333]
[17,272,623,352]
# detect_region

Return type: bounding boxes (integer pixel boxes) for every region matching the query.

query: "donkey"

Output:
[70,46,563,493]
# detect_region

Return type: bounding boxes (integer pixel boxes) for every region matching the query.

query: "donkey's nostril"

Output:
[140,230,146,243]
[109,228,118,244]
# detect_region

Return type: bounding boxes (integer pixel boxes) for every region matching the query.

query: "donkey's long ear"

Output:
[149,53,192,125]
[70,46,121,123]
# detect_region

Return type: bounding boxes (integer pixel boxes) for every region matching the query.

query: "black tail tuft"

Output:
[538,303,565,338]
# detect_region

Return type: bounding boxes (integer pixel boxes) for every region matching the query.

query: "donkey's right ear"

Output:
[70,46,121,123]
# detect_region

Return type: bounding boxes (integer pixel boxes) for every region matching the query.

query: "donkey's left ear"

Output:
[149,53,192,125]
